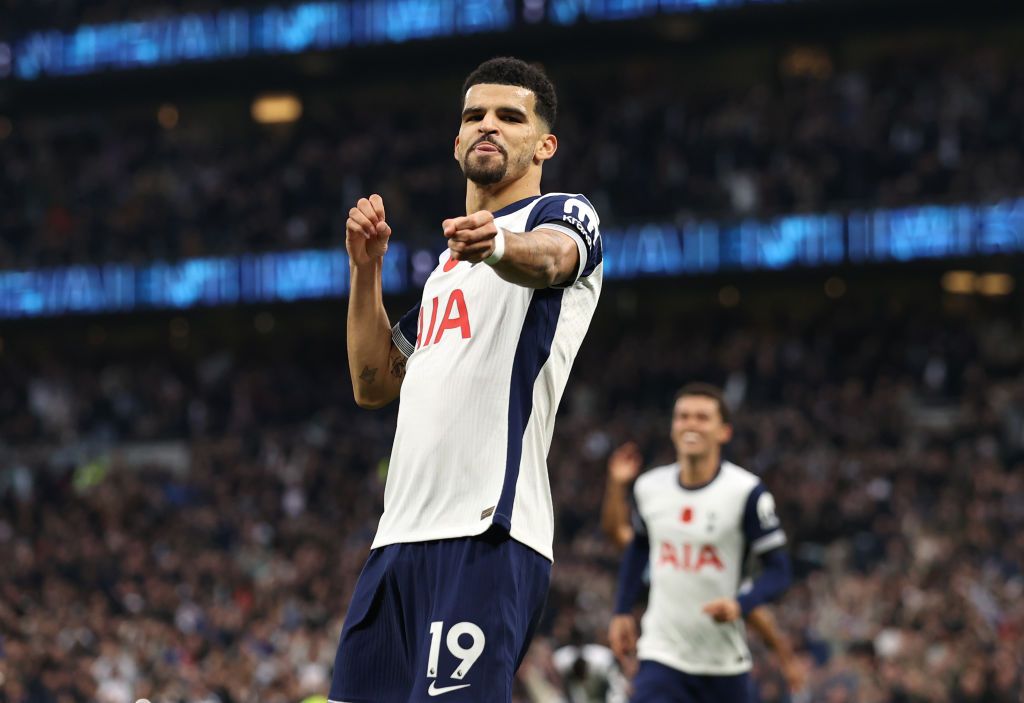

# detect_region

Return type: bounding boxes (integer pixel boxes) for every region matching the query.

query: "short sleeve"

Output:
[391,302,420,358]
[742,483,787,555]
[525,193,603,286]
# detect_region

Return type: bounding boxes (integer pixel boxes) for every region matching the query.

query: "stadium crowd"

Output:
[4,9,1024,701]
[2,47,1023,268]
[2,298,1022,702]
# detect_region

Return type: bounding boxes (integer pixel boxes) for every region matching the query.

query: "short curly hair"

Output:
[462,57,558,129]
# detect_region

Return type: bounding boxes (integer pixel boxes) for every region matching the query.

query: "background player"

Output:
[334,57,604,702]
[601,443,805,696]
[609,384,792,702]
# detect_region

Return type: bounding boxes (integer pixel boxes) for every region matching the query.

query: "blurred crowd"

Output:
[3,47,1024,268]
[2,294,1022,702]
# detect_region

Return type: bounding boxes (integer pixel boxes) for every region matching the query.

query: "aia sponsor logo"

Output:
[657,541,724,572]
[417,289,471,348]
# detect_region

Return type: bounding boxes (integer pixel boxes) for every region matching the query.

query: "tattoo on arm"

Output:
[389,352,407,380]
[359,366,378,383]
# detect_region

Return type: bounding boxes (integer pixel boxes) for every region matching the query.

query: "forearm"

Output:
[489,229,579,289]
[347,261,399,408]
[746,607,792,658]
[737,549,792,616]
[601,480,634,550]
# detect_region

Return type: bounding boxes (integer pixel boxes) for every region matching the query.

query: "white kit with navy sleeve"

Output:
[371,193,603,560]
[631,461,787,675]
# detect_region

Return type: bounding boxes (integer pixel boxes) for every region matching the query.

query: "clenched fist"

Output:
[442,210,501,264]
[346,194,392,267]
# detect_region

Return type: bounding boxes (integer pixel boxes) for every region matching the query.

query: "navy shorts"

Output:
[631,660,752,703]
[329,529,550,703]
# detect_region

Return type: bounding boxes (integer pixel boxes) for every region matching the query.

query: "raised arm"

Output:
[346,194,406,409]
[601,442,643,550]
[442,211,580,288]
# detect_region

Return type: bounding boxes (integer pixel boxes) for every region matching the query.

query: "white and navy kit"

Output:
[374,192,602,560]
[614,462,791,703]
[331,193,603,703]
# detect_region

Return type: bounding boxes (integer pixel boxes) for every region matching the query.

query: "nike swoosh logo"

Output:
[427,681,471,696]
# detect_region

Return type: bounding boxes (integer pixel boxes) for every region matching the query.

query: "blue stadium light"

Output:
[977,198,1024,254]
[545,0,794,25]
[1,200,1021,319]
[848,203,976,263]
[11,0,513,80]
[600,198,1024,282]
[0,246,406,319]
[604,211,844,280]
[724,213,844,271]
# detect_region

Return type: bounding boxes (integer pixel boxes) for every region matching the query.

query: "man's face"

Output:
[670,395,732,459]
[455,83,548,186]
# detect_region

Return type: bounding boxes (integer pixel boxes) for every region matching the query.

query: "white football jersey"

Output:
[371,193,603,560]
[632,461,786,675]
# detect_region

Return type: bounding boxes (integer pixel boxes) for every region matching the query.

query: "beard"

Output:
[460,140,531,186]
[462,150,508,185]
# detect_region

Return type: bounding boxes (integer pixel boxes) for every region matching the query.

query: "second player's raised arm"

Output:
[600,478,635,550]
[602,443,643,550]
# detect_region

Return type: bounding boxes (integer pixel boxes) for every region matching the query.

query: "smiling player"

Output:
[331,57,603,702]
[609,384,792,702]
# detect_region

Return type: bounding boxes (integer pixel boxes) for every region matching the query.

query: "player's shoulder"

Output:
[634,463,678,495]
[720,460,764,495]
[536,191,597,208]
[527,192,601,235]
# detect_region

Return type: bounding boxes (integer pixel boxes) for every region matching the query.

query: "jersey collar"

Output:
[491,195,541,218]
[676,461,724,491]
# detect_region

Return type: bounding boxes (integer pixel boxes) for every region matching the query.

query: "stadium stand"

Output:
[2,48,1023,268]
[3,2,1023,701]
[2,294,1022,702]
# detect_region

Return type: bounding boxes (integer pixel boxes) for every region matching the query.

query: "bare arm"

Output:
[746,606,789,655]
[746,606,805,692]
[601,479,634,550]
[443,211,580,288]
[346,195,406,409]
[601,442,643,550]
